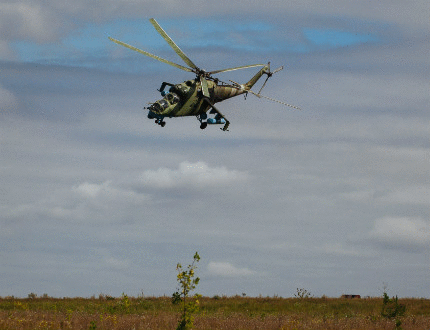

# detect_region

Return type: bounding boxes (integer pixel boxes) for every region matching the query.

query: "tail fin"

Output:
[244,63,270,90]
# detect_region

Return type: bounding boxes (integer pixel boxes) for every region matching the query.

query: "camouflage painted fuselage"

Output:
[148,64,269,119]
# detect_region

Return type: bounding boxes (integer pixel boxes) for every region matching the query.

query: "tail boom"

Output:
[244,63,270,90]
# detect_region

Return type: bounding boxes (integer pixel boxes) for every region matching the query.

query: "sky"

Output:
[1,0,429,299]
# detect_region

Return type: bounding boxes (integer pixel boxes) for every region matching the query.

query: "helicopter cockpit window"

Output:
[166,93,180,104]
[152,103,162,112]
[159,99,169,109]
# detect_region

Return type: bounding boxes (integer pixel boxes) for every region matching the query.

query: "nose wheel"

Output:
[200,122,208,130]
[155,119,166,127]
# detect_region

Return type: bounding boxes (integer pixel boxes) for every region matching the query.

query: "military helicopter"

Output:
[109,18,300,131]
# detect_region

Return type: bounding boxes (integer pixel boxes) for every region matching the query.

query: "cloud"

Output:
[5,180,150,224]
[338,190,376,202]
[103,256,130,270]
[54,181,150,221]
[0,40,16,60]
[378,186,430,206]
[320,242,368,257]
[71,180,149,203]
[73,181,107,198]
[1,1,429,299]
[369,217,430,252]
[0,2,61,43]
[0,85,18,112]
[207,261,256,277]
[3,160,247,227]
[2,0,427,49]
[139,161,248,189]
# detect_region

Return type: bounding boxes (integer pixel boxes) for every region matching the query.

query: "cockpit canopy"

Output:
[170,80,194,96]
[150,80,195,114]
[166,92,180,104]
[151,92,180,114]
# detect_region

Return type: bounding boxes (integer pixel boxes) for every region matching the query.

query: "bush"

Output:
[172,252,201,330]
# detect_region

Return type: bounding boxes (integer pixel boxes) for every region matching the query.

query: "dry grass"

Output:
[0,296,429,329]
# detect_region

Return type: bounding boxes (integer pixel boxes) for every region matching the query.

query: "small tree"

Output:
[381,291,406,330]
[172,252,201,330]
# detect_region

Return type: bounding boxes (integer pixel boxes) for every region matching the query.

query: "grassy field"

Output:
[1,295,429,329]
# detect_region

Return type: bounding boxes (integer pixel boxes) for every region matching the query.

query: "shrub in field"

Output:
[381,291,406,329]
[27,293,37,299]
[119,293,131,313]
[172,252,201,330]
[294,288,312,299]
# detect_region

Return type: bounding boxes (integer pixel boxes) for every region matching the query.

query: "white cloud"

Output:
[73,181,107,198]
[339,190,376,202]
[378,186,430,205]
[104,256,130,270]
[62,181,150,221]
[0,2,60,42]
[1,0,429,299]
[4,180,150,223]
[207,261,256,277]
[139,161,248,189]
[321,243,367,257]
[2,0,427,49]
[369,217,430,251]
[72,181,148,203]
[0,40,16,60]
[0,85,18,111]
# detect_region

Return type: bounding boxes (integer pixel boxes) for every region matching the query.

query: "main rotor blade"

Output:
[248,90,302,110]
[149,18,198,70]
[109,37,193,72]
[208,64,265,75]
[200,76,210,97]
[108,37,193,73]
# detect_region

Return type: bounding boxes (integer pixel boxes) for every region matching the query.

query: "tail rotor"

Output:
[249,63,301,110]
[258,63,284,94]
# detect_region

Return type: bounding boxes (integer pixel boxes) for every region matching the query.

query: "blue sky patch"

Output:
[304,28,379,48]
[10,18,275,67]
[10,19,379,71]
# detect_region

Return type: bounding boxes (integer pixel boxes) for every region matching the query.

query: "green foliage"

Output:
[88,320,97,330]
[119,293,131,313]
[381,291,406,329]
[27,293,37,299]
[172,252,201,330]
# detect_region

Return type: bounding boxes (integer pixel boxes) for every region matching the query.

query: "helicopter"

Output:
[109,18,300,131]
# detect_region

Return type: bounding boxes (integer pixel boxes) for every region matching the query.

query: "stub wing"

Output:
[203,98,230,131]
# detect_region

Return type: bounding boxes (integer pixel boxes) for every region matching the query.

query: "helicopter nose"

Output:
[150,103,162,113]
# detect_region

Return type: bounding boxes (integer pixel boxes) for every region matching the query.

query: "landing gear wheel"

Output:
[155,119,166,127]
[200,122,208,130]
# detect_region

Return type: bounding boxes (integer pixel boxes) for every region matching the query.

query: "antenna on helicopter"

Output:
[248,90,301,110]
